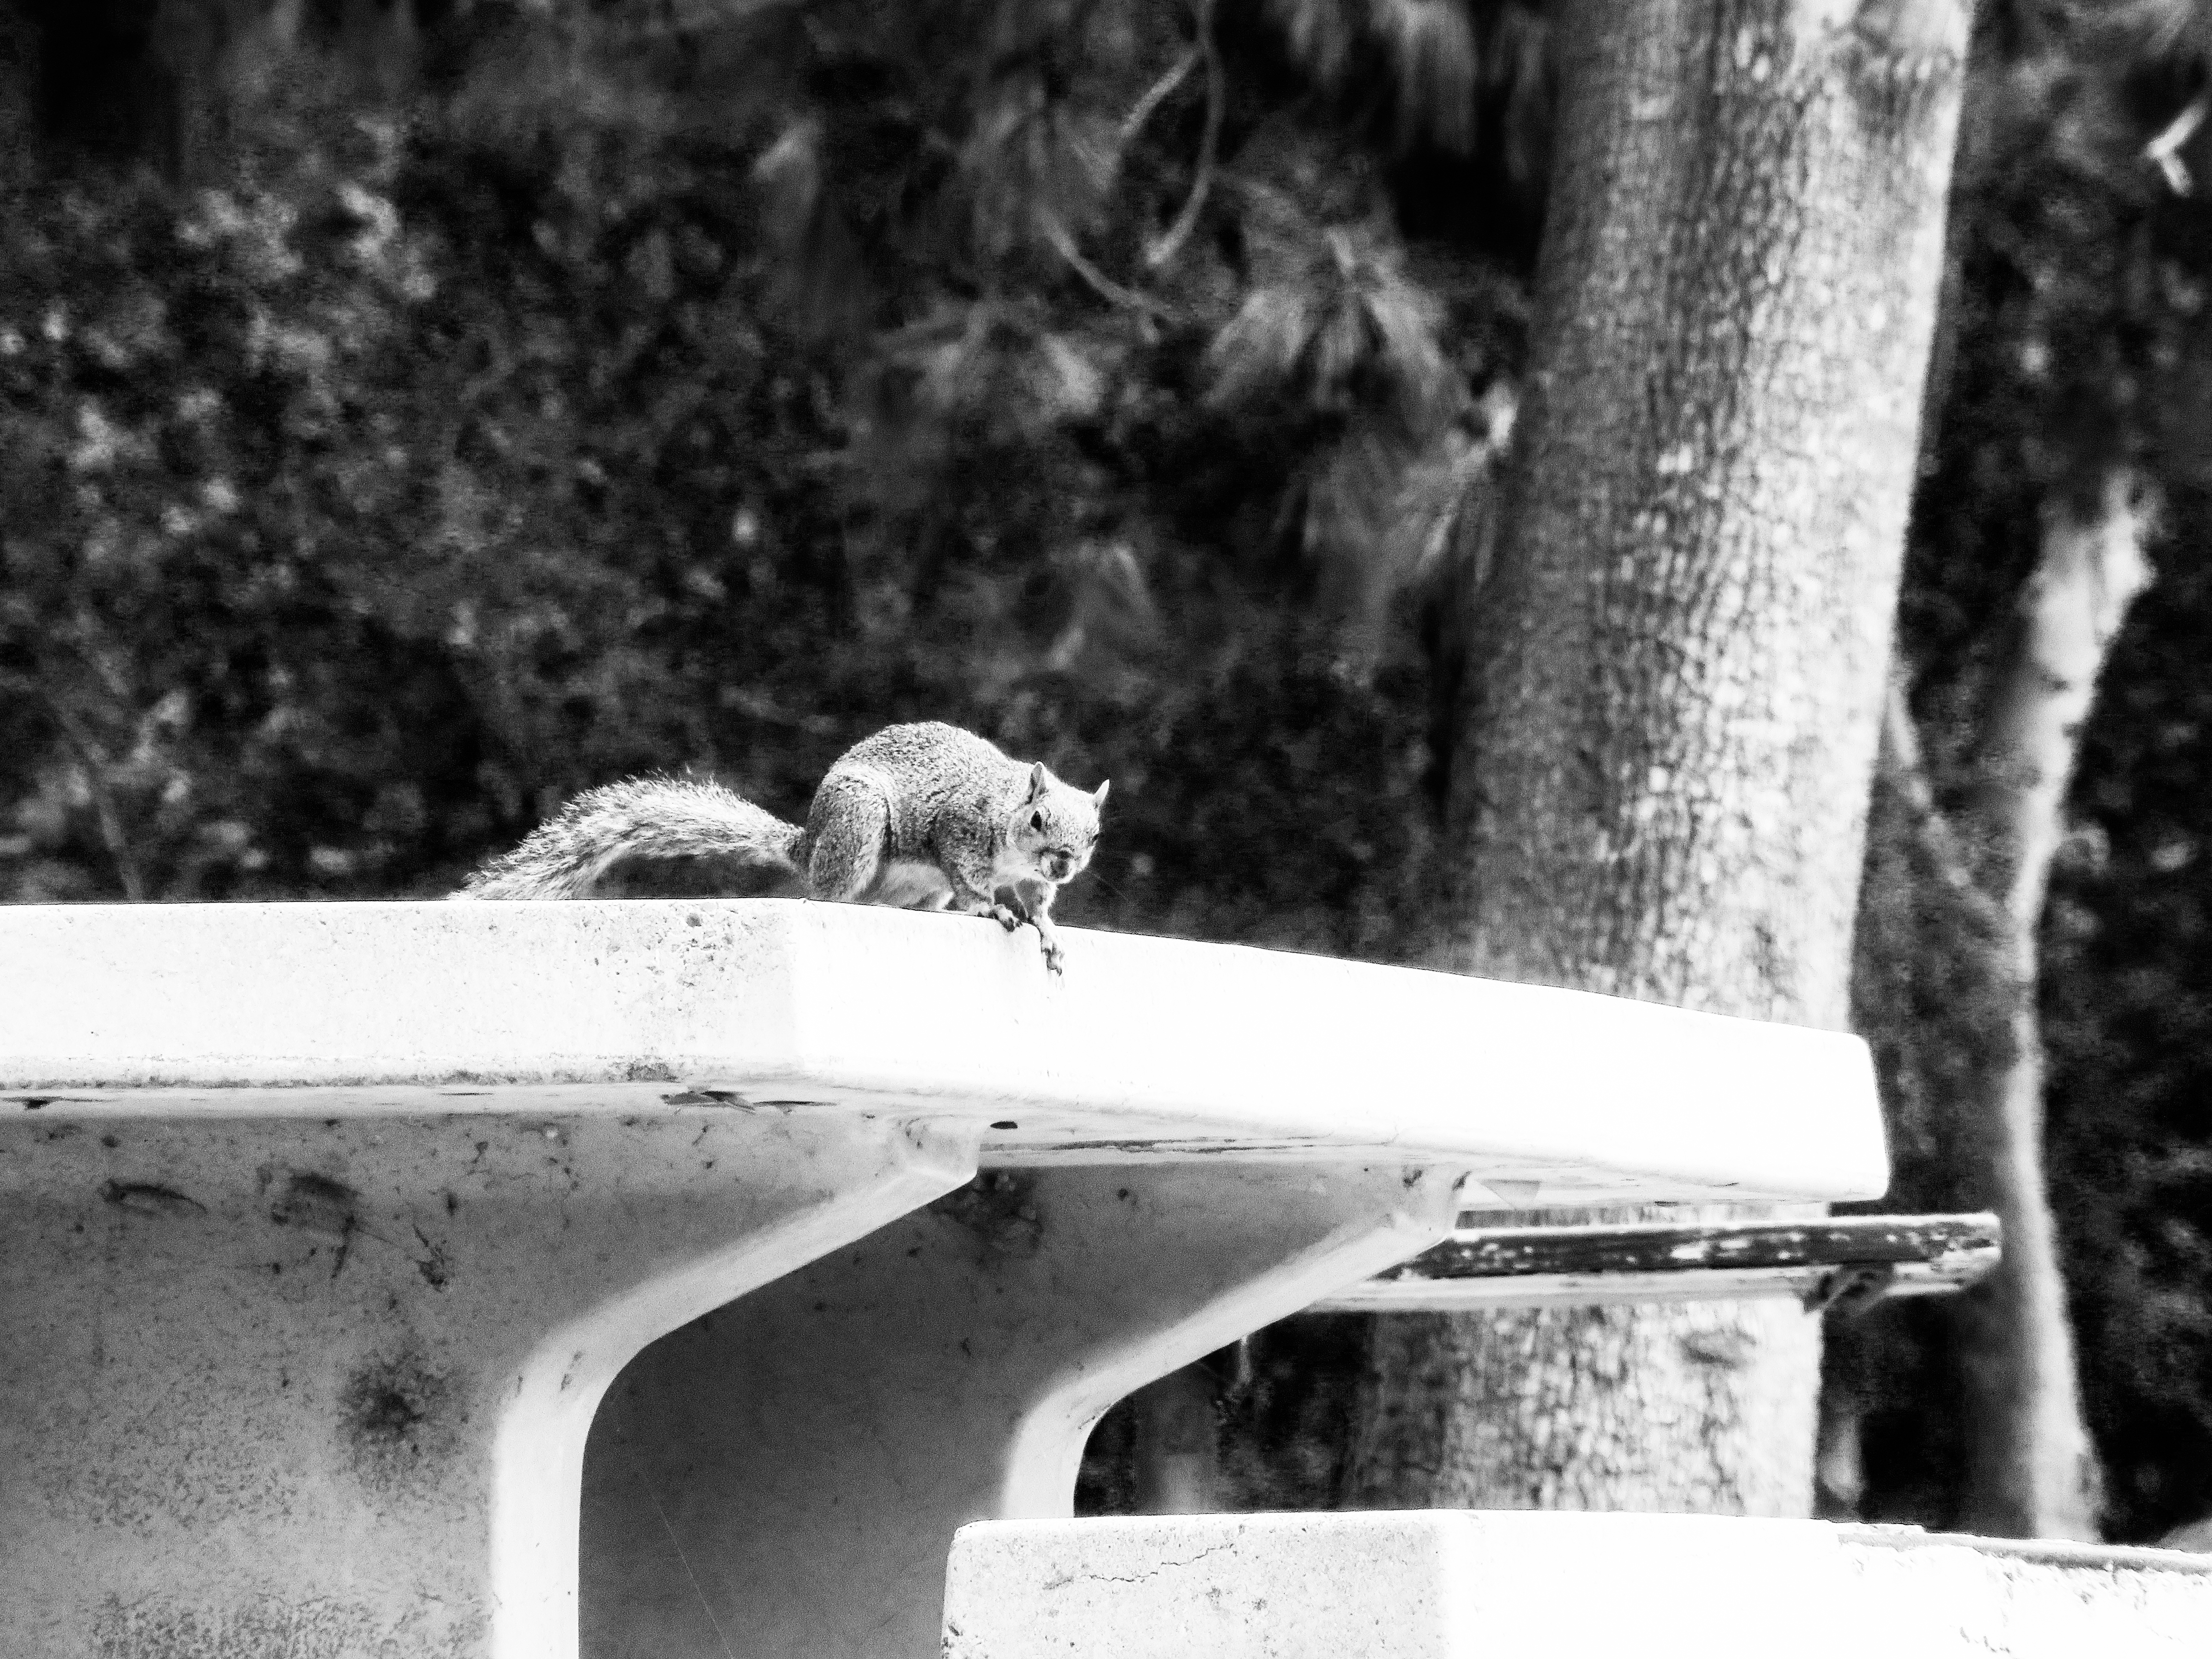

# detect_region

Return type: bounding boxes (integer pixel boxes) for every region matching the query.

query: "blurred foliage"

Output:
[0,0,1543,952]
[5,0,2212,1541]
[2044,513,2212,1542]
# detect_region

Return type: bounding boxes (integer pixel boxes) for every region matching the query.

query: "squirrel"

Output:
[456,721,1109,972]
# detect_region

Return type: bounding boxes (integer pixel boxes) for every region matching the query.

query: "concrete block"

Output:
[942,1512,2212,1659]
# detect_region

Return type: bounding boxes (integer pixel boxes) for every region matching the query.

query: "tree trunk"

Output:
[1131,1367,1222,1514]
[1345,0,1967,1515]
[1954,474,2148,1538]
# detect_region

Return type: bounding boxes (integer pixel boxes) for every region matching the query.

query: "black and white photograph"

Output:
[4,1,2211,1654]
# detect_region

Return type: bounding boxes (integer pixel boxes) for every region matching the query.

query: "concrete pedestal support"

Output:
[0,1111,974,1659]
[580,1161,1463,1659]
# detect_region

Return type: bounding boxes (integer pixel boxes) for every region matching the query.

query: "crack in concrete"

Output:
[1039,1539,1237,1592]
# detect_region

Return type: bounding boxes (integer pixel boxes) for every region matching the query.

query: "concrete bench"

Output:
[943,1512,2212,1659]
[0,898,1884,1659]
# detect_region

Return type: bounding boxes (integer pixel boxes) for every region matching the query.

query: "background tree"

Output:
[1836,0,2212,1542]
[1337,0,1969,1517]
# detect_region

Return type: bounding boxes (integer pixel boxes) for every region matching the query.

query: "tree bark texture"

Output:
[1954,476,2148,1538]
[1346,0,1967,1516]
[1131,1366,1223,1515]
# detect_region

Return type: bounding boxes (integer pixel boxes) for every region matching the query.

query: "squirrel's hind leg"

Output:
[804,775,892,902]
[940,850,1015,927]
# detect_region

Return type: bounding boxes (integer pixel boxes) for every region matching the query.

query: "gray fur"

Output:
[458,722,1106,968]
[456,776,802,900]
[801,767,899,903]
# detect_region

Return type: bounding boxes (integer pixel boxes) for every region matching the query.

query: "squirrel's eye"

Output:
[1030,811,1044,831]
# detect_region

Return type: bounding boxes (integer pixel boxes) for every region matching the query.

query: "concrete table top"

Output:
[2,897,1885,1206]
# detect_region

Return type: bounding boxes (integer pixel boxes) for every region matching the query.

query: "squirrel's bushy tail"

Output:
[457,777,803,900]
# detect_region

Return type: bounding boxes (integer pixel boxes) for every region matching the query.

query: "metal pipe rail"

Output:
[1315,1212,2002,1312]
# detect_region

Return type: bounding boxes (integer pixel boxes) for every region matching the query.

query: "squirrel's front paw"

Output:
[988,902,1024,932]
[1040,939,1066,975]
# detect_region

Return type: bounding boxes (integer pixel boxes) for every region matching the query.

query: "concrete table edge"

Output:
[0,898,1888,1206]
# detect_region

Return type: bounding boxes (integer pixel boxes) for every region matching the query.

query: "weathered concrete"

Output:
[1,900,1895,1659]
[0,1111,971,1659]
[583,1163,1457,1659]
[942,1512,2212,1659]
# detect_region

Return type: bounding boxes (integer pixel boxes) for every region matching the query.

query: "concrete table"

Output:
[0,899,1885,1659]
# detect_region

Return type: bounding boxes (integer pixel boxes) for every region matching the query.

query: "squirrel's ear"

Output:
[1093,779,1110,808]
[1026,761,1049,803]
